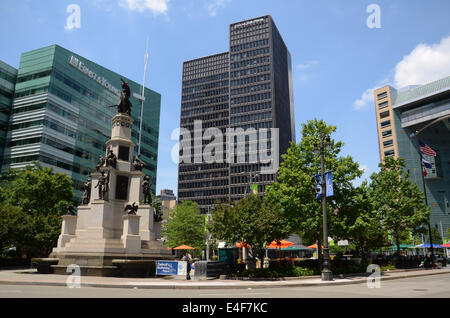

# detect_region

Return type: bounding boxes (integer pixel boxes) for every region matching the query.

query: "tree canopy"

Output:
[163,201,206,252]
[265,119,362,257]
[369,157,430,254]
[0,164,74,257]
[209,194,290,263]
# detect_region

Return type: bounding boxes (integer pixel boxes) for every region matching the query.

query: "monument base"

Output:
[50,249,175,277]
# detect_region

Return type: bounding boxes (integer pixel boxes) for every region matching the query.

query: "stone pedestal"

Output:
[57,215,77,249]
[121,215,141,253]
[137,204,154,241]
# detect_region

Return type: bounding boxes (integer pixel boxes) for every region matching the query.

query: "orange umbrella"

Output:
[236,242,251,248]
[267,239,294,249]
[173,244,195,250]
[307,243,324,249]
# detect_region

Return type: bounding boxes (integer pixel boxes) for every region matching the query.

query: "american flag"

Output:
[419,140,437,157]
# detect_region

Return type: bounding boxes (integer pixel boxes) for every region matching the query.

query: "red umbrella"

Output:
[441,243,450,248]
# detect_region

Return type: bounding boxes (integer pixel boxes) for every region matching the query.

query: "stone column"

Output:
[121,214,141,253]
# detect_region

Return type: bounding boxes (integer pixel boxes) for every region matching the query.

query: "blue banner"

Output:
[315,171,334,199]
[325,171,334,197]
[156,261,179,276]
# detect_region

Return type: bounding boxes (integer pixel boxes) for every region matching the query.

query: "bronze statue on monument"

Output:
[117,78,132,115]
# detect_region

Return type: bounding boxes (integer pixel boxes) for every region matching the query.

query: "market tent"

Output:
[414,243,444,248]
[267,240,294,249]
[386,244,413,251]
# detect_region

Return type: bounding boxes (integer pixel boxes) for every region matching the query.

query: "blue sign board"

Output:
[314,171,334,199]
[156,261,179,276]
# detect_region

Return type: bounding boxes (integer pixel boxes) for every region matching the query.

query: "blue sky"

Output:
[1,0,450,194]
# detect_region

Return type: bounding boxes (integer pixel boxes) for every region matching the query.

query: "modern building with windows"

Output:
[1,45,161,202]
[0,60,17,167]
[374,76,450,236]
[178,16,295,213]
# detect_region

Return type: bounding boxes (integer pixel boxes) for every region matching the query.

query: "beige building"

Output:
[157,189,177,220]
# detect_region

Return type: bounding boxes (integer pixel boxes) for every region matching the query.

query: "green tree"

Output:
[163,201,206,252]
[369,157,430,255]
[333,182,387,260]
[265,119,362,261]
[152,197,163,222]
[425,227,443,245]
[209,195,290,264]
[0,164,74,257]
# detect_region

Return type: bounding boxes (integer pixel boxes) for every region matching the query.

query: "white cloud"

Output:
[296,60,319,83]
[119,0,169,14]
[297,60,319,70]
[353,35,450,111]
[206,0,231,17]
[394,35,450,88]
[353,87,376,110]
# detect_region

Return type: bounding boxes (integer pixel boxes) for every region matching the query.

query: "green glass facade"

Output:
[0,60,17,167]
[1,45,161,202]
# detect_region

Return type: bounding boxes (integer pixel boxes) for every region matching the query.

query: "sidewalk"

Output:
[0,267,449,290]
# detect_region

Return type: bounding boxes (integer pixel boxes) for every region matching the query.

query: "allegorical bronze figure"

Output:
[142,175,153,204]
[96,155,105,171]
[81,177,91,205]
[106,148,117,169]
[133,154,145,171]
[117,78,132,115]
[95,171,109,200]
[67,204,76,216]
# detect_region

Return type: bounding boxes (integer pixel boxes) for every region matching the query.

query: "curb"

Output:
[0,269,449,290]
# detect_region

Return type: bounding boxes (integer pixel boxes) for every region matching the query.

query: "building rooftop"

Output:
[393,75,450,108]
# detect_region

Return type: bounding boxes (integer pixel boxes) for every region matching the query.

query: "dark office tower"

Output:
[178,53,230,213]
[229,16,295,201]
[178,16,295,213]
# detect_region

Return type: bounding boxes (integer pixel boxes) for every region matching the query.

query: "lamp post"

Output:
[410,131,434,263]
[206,206,212,261]
[314,134,333,281]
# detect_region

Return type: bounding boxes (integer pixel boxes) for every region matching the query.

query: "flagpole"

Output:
[417,142,435,261]
[138,36,149,155]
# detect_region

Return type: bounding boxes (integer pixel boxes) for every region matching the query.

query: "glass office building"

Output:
[374,76,450,236]
[1,45,161,201]
[0,60,17,167]
[178,16,295,213]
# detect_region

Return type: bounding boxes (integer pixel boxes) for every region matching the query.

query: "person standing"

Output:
[181,251,192,280]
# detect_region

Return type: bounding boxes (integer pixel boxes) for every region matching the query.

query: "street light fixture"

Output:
[315,134,333,281]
